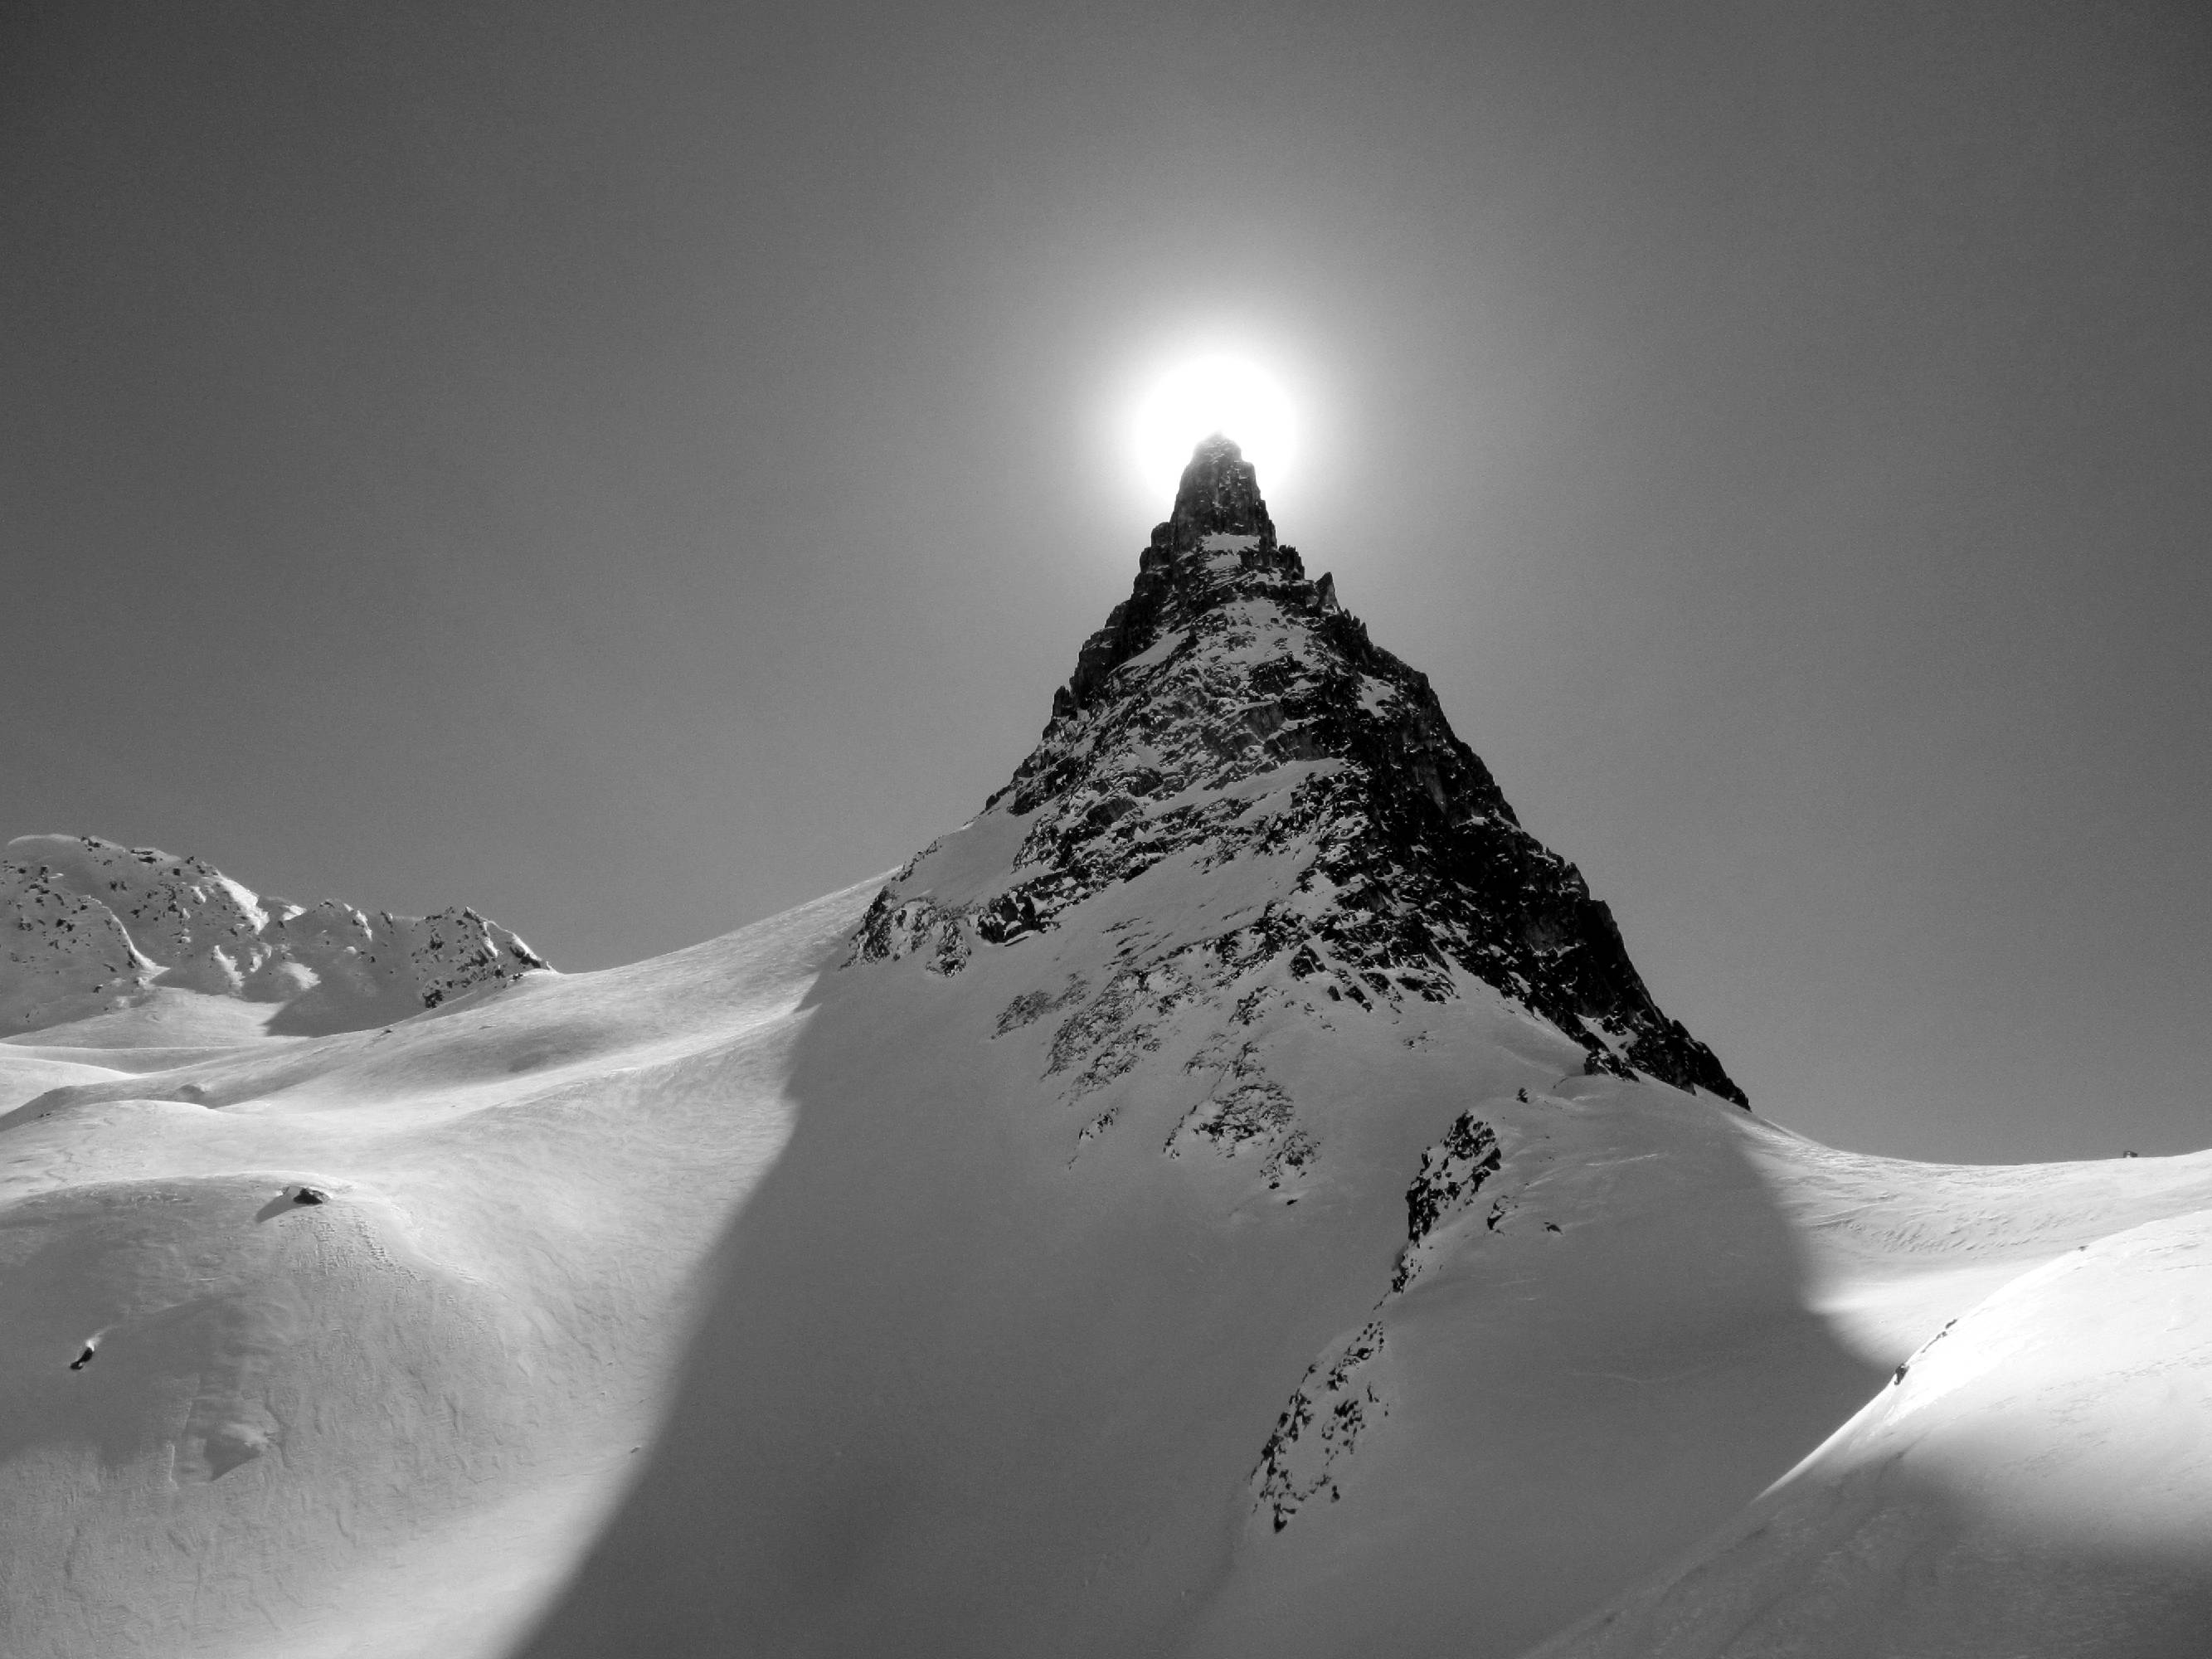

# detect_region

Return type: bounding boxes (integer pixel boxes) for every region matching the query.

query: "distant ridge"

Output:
[0,833,547,1039]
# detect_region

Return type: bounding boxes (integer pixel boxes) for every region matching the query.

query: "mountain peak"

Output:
[858,459,1745,1111]
[1161,433,1277,557]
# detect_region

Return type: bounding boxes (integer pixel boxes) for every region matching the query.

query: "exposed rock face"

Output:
[1253,1320,1388,1531]
[857,434,1743,1106]
[1,834,548,1037]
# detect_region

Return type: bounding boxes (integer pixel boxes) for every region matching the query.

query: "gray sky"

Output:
[6,0,2209,1163]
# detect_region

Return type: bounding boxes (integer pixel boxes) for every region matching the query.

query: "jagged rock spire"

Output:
[1162,433,1277,554]
[1054,435,1301,722]
[861,436,1746,1108]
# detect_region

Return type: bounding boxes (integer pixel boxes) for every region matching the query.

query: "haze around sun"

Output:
[1131,354,1296,500]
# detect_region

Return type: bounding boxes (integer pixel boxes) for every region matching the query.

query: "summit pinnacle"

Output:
[1162,433,1277,554]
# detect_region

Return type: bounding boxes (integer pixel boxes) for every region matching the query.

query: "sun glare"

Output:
[1131,356,1295,501]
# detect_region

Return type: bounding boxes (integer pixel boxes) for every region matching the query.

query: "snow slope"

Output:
[0,883,871,1659]
[7,898,2204,1657]
[506,890,2212,1659]
[5,438,2207,1656]
[1530,1204,2212,1659]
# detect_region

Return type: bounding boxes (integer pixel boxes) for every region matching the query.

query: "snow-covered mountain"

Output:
[2,438,2206,1658]
[856,436,1742,1109]
[2,834,547,1039]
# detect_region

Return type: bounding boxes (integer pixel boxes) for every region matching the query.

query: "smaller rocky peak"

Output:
[1152,434,1278,561]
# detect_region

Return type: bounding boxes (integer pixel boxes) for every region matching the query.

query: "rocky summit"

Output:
[857,434,1743,1109]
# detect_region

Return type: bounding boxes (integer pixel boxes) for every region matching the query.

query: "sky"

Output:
[4,0,2208,1165]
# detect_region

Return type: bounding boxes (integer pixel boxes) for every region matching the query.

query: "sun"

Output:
[1131,355,1295,500]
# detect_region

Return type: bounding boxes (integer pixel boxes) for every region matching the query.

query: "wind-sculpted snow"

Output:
[1,834,547,1038]
[855,435,1744,1108]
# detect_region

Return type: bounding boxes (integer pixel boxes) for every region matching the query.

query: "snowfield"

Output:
[5,862,2206,1658]
[0,883,870,1659]
[6,440,2205,1656]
